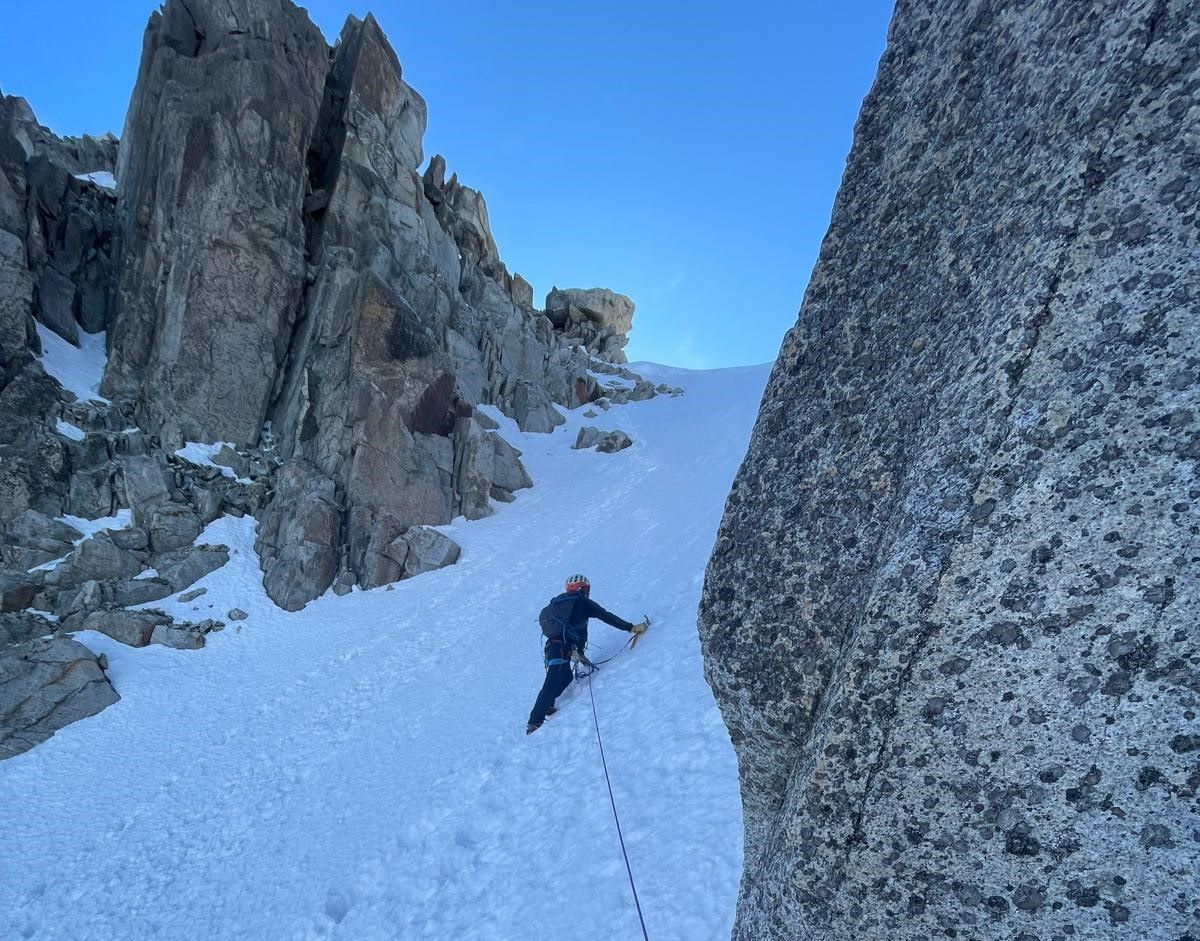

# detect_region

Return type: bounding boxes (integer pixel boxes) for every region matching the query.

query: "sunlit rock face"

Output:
[700,2,1199,939]
[98,0,649,607]
[104,0,330,448]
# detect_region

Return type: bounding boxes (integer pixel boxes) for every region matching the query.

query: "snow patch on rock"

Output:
[36,325,109,403]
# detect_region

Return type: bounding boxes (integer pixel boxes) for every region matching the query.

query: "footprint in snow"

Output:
[323,886,355,924]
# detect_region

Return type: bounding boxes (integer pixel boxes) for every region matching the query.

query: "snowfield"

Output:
[0,362,770,941]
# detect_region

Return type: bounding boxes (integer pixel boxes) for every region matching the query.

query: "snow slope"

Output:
[0,362,770,941]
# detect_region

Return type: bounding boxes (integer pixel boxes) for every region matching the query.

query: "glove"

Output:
[631,618,649,635]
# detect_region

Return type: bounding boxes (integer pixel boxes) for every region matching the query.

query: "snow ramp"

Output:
[0,362,770,941]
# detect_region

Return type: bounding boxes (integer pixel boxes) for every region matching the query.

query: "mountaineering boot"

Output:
[545,706,557,717]
[526,721,542,734]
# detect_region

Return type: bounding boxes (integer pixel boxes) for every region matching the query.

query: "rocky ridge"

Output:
[1,0,665,756]
[700,2,1199,940]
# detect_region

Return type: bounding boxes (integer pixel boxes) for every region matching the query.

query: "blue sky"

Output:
[0,2,894,368]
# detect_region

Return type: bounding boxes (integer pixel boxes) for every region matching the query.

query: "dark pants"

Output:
[529,639,574,725]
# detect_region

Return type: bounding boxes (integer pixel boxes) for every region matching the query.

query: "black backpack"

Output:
[539,592,582,642]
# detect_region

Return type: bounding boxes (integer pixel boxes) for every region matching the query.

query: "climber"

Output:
[526,574,647,734]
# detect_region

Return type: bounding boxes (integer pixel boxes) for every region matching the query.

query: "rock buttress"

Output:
[104,0,329,448]
[699,2,1200,939]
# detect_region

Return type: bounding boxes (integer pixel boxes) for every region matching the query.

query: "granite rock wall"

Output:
[699,2,1200,938]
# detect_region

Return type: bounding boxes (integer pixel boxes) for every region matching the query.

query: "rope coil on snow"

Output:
[587,676,650,941]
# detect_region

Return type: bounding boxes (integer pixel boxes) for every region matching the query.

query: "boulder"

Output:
[211,444,250,479]
[0,572,38,612]
[0,636,119,759]
[360,516,405,590]
[596,430,633,454]
[383,535,409,569]
[109,576,173,607]
[148,503,202,551]
[55,579,104,619]
[188,481,226,524]
[627,380,656,402]
[255,460,339,611]
[399,526,460,577]
[149,619,215,650]
[119,455,172,525]
[545,287,635,334]
[511,382,565,434]
[452,416,495,521]
[66,463,117,519]
[108,526,149,551]
[0,423,70,525]
[227,608,248,622]
[572,427,632,453]
[51,534,141,585]
[490,434,533,492]
[1,509,81,569]
[0,611,55,650]
[573,426,603,450]
[151,545,229,594]
[79,609,170,647]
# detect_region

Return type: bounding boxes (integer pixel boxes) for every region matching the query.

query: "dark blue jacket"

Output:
[544,591,634,650]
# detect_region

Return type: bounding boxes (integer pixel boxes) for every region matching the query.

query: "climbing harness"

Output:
[571,635,633,678]
[587,673,651,941]
[568,615,650,677]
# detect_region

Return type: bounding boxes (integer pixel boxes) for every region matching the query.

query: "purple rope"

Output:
[587,676,650,941]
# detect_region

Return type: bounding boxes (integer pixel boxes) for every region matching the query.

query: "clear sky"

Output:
[0,1,895,368]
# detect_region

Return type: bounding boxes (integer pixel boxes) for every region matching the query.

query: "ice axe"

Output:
[630,615,651,649]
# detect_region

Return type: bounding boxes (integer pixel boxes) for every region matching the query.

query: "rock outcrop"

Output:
[700,3,1200,940]
[0,636,119,759]
[93,1,650,609]
[573,427,633,453]
[255,459,340,611]
[545,287,635,363]
[0,94,118,526]
[0,0,657,755]
[102,1,330,448]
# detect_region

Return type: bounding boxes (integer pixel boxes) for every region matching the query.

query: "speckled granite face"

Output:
[698,2,1200,939]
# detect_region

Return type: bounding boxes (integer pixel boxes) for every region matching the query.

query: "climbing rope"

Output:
[572,635,635,678]
[587,674,650,941]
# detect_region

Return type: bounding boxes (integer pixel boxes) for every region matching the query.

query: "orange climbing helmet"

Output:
[565,574,590,594]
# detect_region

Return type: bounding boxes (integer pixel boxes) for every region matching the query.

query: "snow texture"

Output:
[175,441,252,483]
[73,170,117,191]
[35,325,109,403]
[0,363,770,941]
